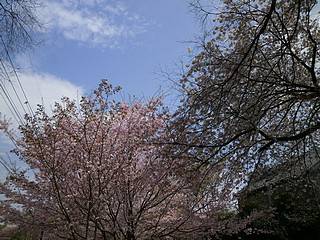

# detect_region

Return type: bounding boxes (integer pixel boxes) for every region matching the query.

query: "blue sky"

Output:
[12,0,201,110]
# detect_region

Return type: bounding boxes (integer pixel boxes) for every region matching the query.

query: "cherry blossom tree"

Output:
[164,1,320,237]
[171,0,320,193]
[0,81,203,240]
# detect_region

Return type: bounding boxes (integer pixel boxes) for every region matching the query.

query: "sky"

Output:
[0,0,202,177]
[12,0,201,112]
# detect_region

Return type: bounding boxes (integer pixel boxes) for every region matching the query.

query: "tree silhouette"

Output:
[0,0,40,57]
[172,0,320,184]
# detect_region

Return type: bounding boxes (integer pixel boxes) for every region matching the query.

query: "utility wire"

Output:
[0,60,25,124]
[0,35,34,116]
[0,88,21,125]
[0,58,28,115]
[0,155,13,174]
[0,81,24,125]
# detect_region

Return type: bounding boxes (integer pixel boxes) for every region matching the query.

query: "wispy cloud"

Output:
[38,0,148,47]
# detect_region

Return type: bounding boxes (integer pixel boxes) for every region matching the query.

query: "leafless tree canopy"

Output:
[172,0,320,180]
[0,0,40,56]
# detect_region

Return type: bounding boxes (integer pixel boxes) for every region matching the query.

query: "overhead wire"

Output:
[0,79,24,125]
[0,87,21,125]
[0,35,34,117]
[0,58,28,115]
[0,37,35,176]
[0,58,25,124]
[0,155,13,174]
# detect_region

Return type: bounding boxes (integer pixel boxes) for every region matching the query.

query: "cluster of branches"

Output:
[171,0,320,185]
[0,0,40,57]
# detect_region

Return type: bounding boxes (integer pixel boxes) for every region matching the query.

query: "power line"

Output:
[0,155,13,175]
[0,58,26,124]
[0,88,21,125]
[0,82,24,125]
[0,35,34,117]
[0,58,28,115]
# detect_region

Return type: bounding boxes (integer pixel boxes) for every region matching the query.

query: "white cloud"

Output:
[37,0,147,47]
[0,69,83,128]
